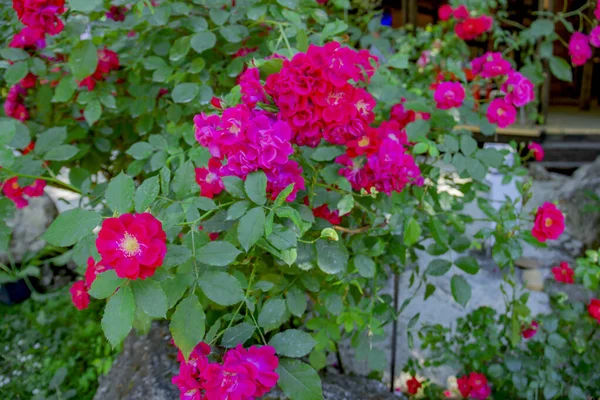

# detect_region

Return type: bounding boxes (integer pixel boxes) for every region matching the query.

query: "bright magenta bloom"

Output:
[552,261,574,284]
[84,257,110,288]
[502,72,535,107]
[239,68,267,108]
[521,321,539,339]
[434,81,466,109]
[438,4,453,21]
[471,52,512,78]
[589,299,600,323]
[195,158,224,199]
[528,142,544,161]
[96,213,167,280]
[531,202,565,243]
[1,177,46,208]
[455,16,492,40]
[456,372,491,399]
[70,280,90,310]
[223,345,279,397]
[486,98,516,128]
[590,26,600,48]
[568,32,592,66]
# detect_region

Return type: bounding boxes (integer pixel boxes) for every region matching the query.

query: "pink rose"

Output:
[528,142,544,161]
[502,72,535,107]
[590,26,600,48]
[486,98,516,128]
[532,202,565,242]
[438,4,453,21]
[568,32,592,66]
[434,81,466,110]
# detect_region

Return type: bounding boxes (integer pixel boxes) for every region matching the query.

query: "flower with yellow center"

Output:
[544,218,553,228]
[119,232,141,257]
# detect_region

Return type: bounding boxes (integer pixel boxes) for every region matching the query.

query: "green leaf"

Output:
[68,0,102,12]
[0,48,29,61]
[529,19,554,38]
[170,294,206,360]
[102,286,135,347]
[198,271,244,306]
[222,176,246,197]
[310,146,344,162]
[269,330,316,358]
[403,218,421,246]
[237,207,265,252]
[0,119,16,147]
[89,270,124,299]
[476,148,505,168]
[466,157,486,181]
[4,61,28,86]
[221,322,255,348]
[169,36,191,62]
[460,135,478,156]
[191,32,217,54]
[316,240,348,274]
[258,298,287,331]
[245,171,267,205]
[43,209,102,247]
[426,259,451,276]
[132,280,168,318]
[406,119,430,141]
[220,25,247,43]
[455,256,479,275]
[172,160,197,199]
[134,176,160,213]
[127,143,155,160]
[424,283,436,300]
[388,53,409,69]
[274,184,295,207]
[209,8,229,25]
[277,0,298,9]
[172,83,200,103]
[268,225,297,250]
[197,241,241,266]
[354,254,375,278]
[276,359,323,400]
[451,275,471,307]
[35,127,66,155]
[549,56,573,82]
[227,201,251,220]
[0,221,10,253]
[44,145,79,161]
[286,286,307,317]
[322,20,347,39]
[296,30,308,52]
[337,194,354,216]
[105,172,135,214]
[84,100,102,126]
[69,41,98,81]
[163,245,193,269]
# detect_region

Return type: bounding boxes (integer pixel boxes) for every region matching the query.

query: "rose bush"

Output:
[1,0,598,399]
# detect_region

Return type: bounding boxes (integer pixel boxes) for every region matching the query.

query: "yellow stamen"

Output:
[544,218,553,227]
[119,232,141,257]
[358,136,370,147]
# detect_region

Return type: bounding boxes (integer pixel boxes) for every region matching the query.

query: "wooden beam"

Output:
[401,0,408,26]
[408,0,417,26]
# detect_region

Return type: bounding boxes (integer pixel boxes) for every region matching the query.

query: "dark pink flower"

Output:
[568,32,592,66]
[528,142,544,161]
[455,16,492,40]
[521,321,539,339]
[84,257,110,288]
[106,5,127,21]
[406,376,422,395]
[434,81,465,109]
[467,373,491,400]
[502,72,534,107]
[588,299,600,323]
[471,52,512,78]
[552,261,574,284]
[96,213,167,280]
[486,98,516,128]
[202,363,257,400]
[195,158,224,199]
[438,4,453,21]
[23,179,46,197]
[312,203,342,225]
[239,68,266,108]
[457,375,470,398]
[223,345,279,397]
[9,26,46,49]
[70,280,90,310]
[453,5,470,19]
[532,202,565,242]
[590,26,600,48]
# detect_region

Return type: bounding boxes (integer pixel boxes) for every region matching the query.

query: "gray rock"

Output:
[94,322,400,400]
[0,195,57,264]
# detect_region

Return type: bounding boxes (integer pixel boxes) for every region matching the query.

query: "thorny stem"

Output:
[333,225,370,234]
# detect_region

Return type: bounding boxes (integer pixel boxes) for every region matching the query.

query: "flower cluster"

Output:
[531,202,565,243]
[470,52,535,128]
[194,104,305,201]
[3,73,36,121]
[262,42,378,147]
[457,372,491,400]
[10,0,65,49]
[335,121,422,196]
[172,342,279,400]
[434,81,466,110]
[439,5,493,40]
[70,257,110,310]
[1,177,46,208]
[79,48,120,91]
[96,213,167,280]
[552,261,574,284]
